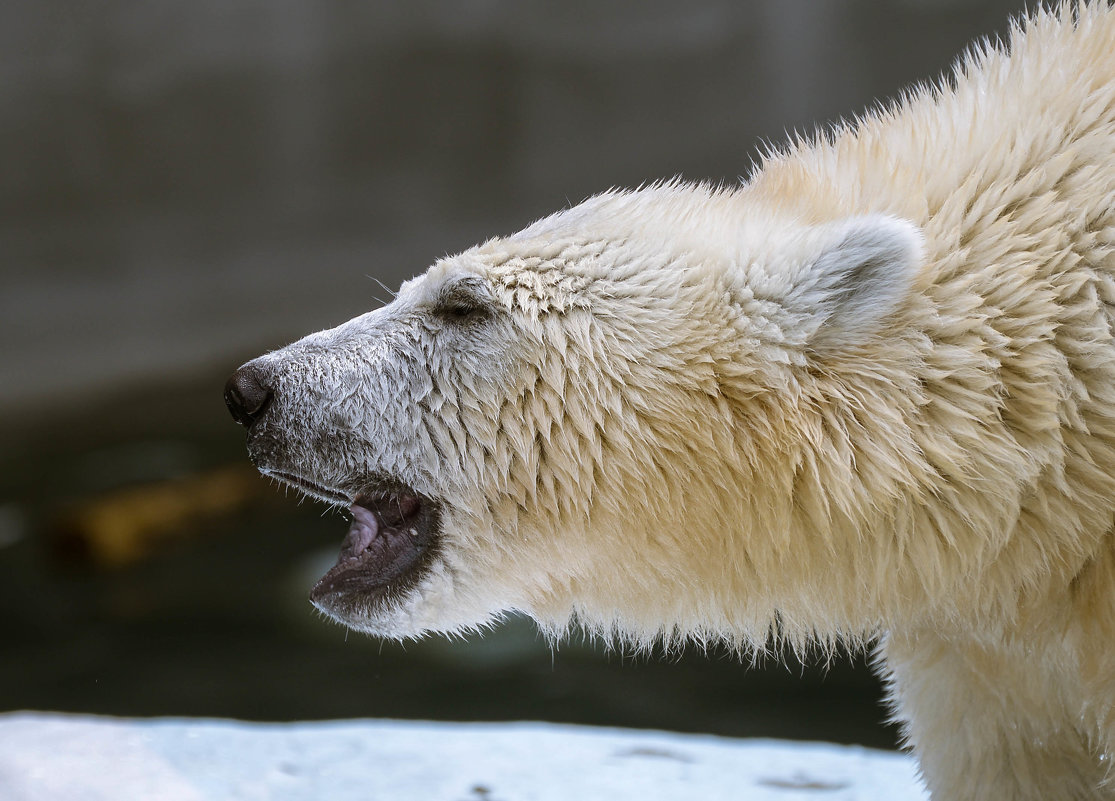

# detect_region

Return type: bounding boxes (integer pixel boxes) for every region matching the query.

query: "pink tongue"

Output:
[342,504,379,557]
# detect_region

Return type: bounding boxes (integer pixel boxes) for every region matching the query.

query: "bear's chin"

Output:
[307,484,442,621]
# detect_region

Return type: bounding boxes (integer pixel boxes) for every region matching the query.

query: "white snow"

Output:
[0,712,928,801]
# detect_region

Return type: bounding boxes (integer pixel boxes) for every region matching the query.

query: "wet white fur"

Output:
[244,4,1115,798]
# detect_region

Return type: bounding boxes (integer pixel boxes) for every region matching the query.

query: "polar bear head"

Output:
[225,184,923,642]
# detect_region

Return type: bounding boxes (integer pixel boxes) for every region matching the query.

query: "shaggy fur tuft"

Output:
[232,4,1115,798]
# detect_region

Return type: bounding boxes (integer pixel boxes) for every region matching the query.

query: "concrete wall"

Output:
[2,0,1026,416]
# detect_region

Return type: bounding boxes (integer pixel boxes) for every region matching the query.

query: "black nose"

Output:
[224,364,274,427]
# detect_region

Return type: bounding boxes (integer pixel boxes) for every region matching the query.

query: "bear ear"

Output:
[790,214,923,350]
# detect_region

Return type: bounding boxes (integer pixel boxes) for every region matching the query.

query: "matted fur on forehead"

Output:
[407,246,598,318]
[412,181,821,321]
[422,182,922,350]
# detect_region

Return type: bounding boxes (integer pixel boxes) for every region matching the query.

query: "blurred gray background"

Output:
[1,0,1027,749]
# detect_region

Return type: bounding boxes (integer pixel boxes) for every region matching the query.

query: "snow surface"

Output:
[0,712,928,801]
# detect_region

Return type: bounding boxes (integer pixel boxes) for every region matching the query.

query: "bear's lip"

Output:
[263,469,353,506]
[308,485,440,614]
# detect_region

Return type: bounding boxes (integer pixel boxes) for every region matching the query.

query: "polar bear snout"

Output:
[224,363,274,429]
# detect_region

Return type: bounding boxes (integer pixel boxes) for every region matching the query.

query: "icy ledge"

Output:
[0,712,928,800]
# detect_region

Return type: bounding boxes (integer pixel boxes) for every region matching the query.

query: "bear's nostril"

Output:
[224,364,274,428]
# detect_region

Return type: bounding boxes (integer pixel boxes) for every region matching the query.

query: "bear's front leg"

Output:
[881,631,1109,800]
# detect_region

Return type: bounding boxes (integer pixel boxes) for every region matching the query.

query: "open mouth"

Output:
[307,482,441,613]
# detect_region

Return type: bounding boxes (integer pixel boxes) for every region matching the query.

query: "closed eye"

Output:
[441,300,483,319]
[434,282,492,322]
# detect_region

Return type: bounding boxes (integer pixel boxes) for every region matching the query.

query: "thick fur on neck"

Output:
[232,6,1115,796]
[461,2,1115,652]
[243,4,1115,657]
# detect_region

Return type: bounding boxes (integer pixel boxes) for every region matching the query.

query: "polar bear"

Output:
[225,4,1115,799]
